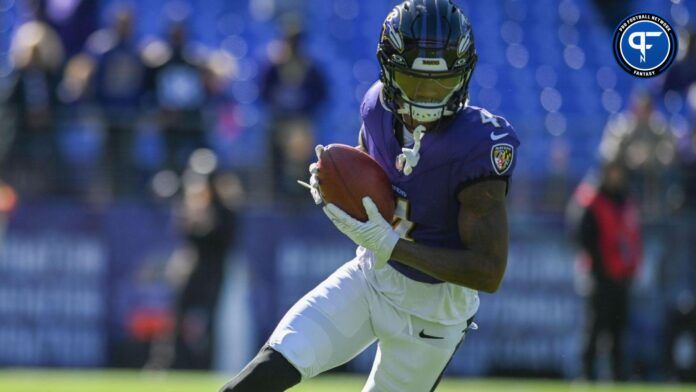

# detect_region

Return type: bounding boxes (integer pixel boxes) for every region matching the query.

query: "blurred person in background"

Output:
[3,10,64,194]
[663,29,696,95]
[40,0,99,58]
[143,19,208,174]
[0,180,18,245]
[54,51,106,196]
[599,92,676,221]
[89,5,147,196]
[577,161,642,381]
[0,125,18,220]
[590,0,630,28]
[199,46,240,169]
[677,128,696,212]
[259,16,327,204]
[148,150,243,370]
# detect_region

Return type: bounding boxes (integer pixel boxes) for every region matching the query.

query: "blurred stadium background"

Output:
[0,0,696,390]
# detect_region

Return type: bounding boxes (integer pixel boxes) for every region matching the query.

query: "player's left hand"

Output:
[298,145,325,205]
[323,197,400,269]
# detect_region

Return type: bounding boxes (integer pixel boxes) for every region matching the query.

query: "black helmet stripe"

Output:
[415,0,455,60]
[432,0,442,55]
[419,0,427,57]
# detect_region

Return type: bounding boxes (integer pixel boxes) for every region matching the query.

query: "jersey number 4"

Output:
[479,108,503,128]
[391,197,415,241]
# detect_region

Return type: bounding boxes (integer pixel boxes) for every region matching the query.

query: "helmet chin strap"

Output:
[396,125,425,175]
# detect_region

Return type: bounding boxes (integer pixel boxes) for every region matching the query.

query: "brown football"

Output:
[317,144,395,222]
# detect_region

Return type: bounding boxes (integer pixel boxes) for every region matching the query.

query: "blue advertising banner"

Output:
[0,201,106,367]
[0,201,178,368]
[0,201,669,377]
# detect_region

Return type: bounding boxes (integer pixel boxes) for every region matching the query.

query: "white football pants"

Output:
[268,259,474,392]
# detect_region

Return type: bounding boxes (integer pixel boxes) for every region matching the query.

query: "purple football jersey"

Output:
[359,81,520,283]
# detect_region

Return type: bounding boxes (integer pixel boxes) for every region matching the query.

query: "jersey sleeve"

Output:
[450,122,520,192]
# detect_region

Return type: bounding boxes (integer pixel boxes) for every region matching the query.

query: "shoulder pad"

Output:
[360,81,387,121]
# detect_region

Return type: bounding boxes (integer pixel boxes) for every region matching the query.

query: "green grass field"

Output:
[0,370,695,392]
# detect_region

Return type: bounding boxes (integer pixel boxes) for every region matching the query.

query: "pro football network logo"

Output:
[613,14,677,78]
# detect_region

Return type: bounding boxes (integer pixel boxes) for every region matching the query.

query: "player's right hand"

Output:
[323,197,400,268]
[298,144,325,205]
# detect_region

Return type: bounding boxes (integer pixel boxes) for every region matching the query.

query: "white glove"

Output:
[323,197,400,269]
[396,125,425,175]
[298,145,326,205]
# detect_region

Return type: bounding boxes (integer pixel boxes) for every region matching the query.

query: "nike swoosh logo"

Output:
[490,132,509,141]
[418,329,444,340]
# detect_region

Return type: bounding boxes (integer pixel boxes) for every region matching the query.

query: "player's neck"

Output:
[394,124,415,148]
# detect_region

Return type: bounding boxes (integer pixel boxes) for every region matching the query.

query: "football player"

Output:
[220,0,520,390]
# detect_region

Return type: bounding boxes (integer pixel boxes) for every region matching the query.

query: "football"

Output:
[317,144,395,222]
